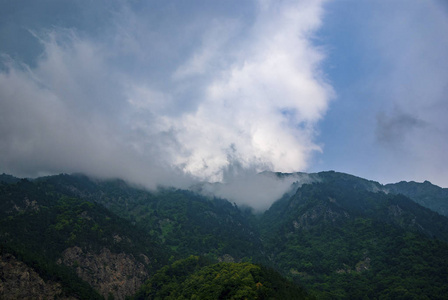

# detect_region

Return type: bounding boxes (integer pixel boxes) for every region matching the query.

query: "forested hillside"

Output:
[259,172,448,298]
[1,171,448,299]
[134,256,313,300]
[385,180,448,217]
[0,177,169,299]
[33,174,264,262]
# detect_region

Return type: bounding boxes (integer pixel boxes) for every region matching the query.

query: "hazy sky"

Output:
[1,0,448,196]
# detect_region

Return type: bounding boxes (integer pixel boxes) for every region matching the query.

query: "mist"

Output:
[193,161,317,212]
[0,0,332,209]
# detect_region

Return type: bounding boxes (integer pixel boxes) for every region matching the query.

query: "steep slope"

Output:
[259,173,448,299]
[2,171,448,299]
[0,252,75,300]
[315,171,448,240]
[0,179,170,299]
[385,180,448,217]
[35,174,264,262]
[277,170,448,217]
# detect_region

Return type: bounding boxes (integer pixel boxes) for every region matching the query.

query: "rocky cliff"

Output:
[0,253,75,300]
[60,246,149,300]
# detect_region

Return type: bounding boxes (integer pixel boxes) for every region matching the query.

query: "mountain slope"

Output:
[259,173,448,299]
[0,178,170,299]
[2,171,448,299]
[35,174,264,262]
[385,180,448,217]
[277,170,448,217]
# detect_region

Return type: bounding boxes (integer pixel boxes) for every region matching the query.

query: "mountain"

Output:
[0,173,21,184]
[0,177,169,299]
[1,171,448,299]
[33,173,264,262]
[259,171,448,298]
[0,174,265,299]
[385,180,448,217]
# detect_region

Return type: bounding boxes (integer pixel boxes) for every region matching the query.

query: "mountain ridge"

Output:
[1,171,448,299]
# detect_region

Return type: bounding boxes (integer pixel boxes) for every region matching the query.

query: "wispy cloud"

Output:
[370,1,448,185]
[376,108,426,146]
[0,0,332,207]
[196,158,316,212]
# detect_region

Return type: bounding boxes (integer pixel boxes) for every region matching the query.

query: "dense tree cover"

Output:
[0,243,103,300]
[34,174,264,261]
[134,256,314,300]
[1,172,448,299]
[261,173,448,242]
[259,179,448,299]
[0,181,102,299]
[0,173,21,184]
[0,183,169,267]
[263,216,448,299]
[315,171,448,221]
[385,180,448,217]
[0,179,171,299]
[133,189,263,261]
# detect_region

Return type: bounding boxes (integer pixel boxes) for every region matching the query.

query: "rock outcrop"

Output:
[61,246,148,300]
[0,253,72,300]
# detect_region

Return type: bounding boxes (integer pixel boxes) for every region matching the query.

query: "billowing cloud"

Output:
[128,0,332,181]
[0,0,332,207]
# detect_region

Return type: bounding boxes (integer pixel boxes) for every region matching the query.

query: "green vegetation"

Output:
[36,174,264,261]
[1,172,448,299]
[259,176,448,299]
[386,180,448,217]
[0,184,169,267]
[0,243,103,300]
[134,256,313,300]
[0,178,170,299]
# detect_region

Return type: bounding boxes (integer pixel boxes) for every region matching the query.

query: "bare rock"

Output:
[61,246,148,300]
[0,253,73,300]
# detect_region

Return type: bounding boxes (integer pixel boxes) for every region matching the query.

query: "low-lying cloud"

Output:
[195,160,316,212]
[0,0,332,208]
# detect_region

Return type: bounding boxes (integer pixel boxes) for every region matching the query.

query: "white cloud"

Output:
[197,164,315,212]
[149,0,333,181]
[0,0,332,208]
[173,19,241,80]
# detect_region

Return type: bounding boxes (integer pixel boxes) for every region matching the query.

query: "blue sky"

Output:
[1,0,447,197]
[315,0,448,187]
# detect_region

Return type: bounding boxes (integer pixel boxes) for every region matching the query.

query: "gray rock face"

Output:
[61,246,148,300]
[0,253,72,300]
[294,204,349,231]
